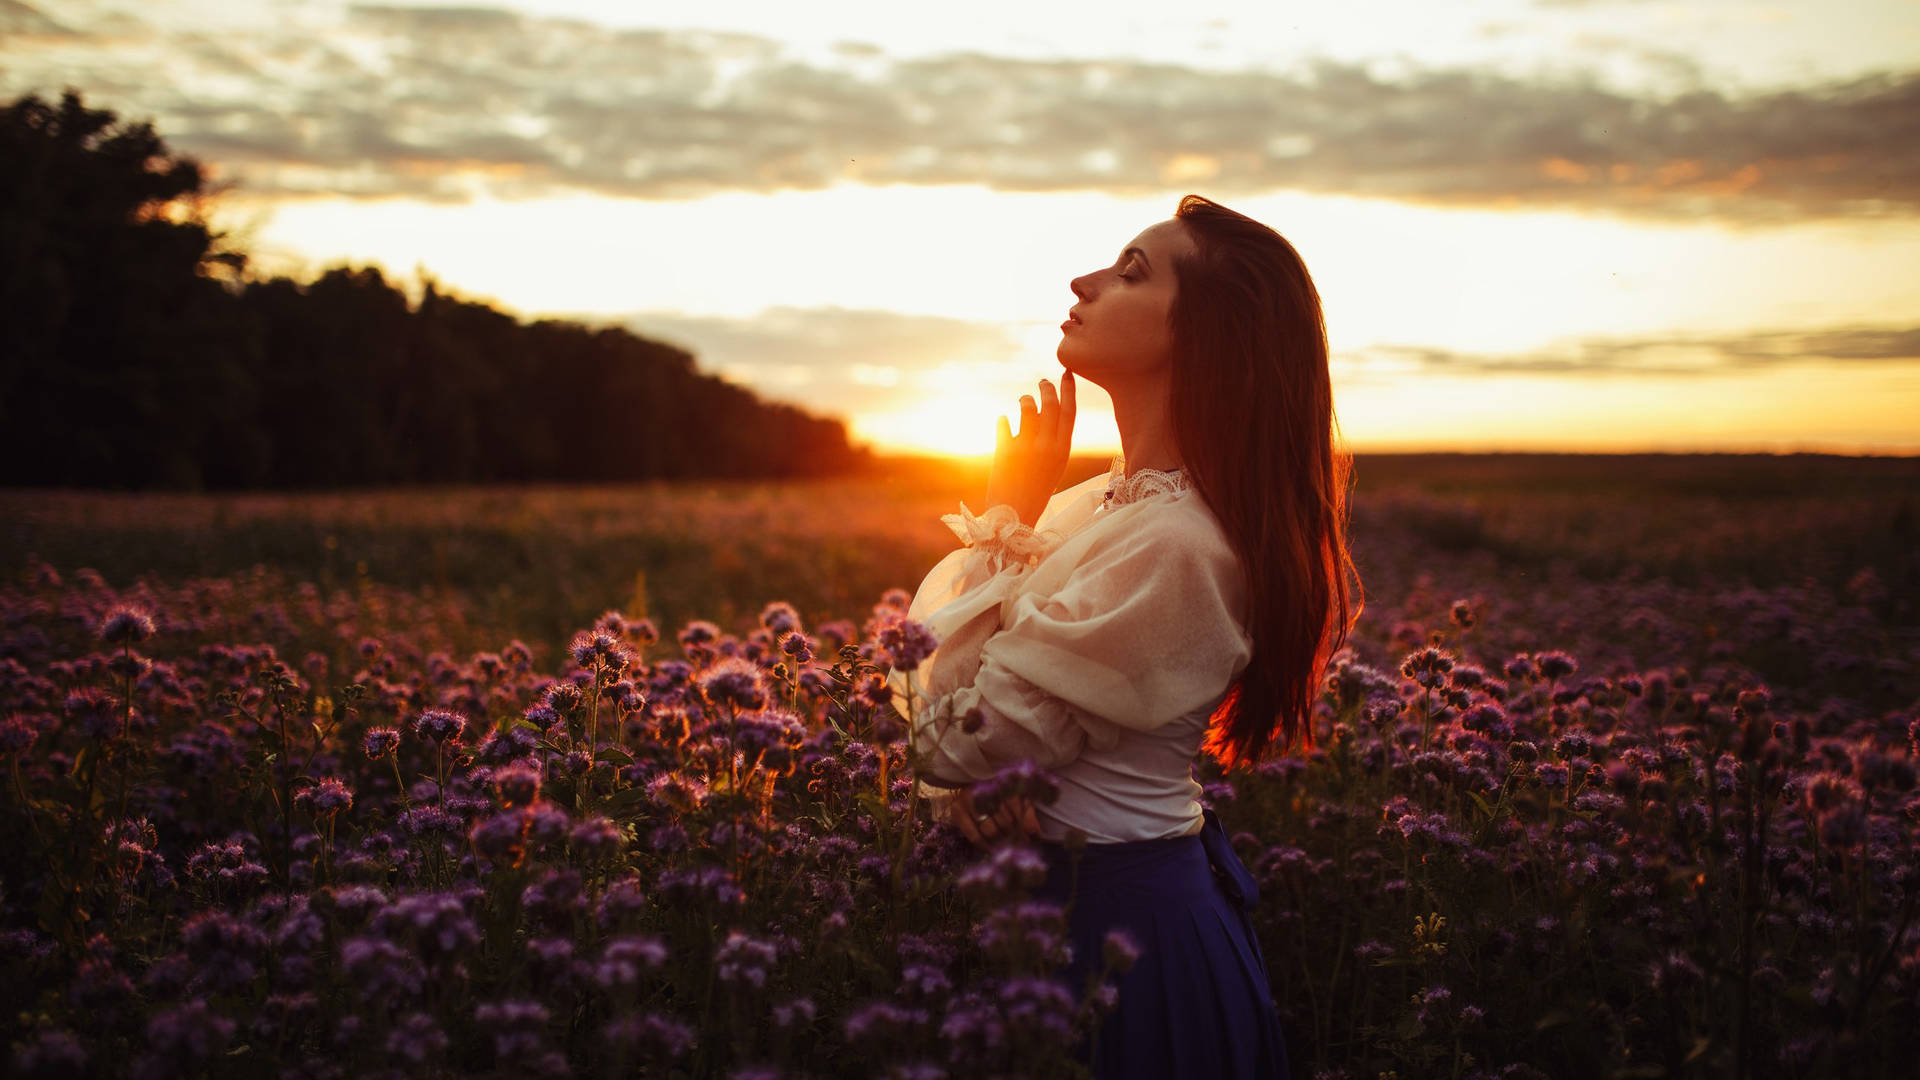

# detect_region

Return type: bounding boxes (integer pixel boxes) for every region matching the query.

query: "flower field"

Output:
[2,453,1916,1078]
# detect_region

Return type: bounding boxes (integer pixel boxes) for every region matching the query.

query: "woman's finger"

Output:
[951,790,984,847]
[1037,379,1060,446]
[998,796,1036,840]
[1018,394,1038,440]
[995,414,1012,458]
[1061,371,1077,434]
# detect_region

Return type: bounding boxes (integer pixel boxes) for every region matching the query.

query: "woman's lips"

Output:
[1061,311,1082,331]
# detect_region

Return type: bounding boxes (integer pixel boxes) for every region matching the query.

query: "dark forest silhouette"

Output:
[0,89,871,489]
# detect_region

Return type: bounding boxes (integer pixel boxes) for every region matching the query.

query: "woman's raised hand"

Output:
[985,372,1076,527]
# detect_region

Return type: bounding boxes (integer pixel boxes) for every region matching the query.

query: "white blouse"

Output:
[886,456,1253,843]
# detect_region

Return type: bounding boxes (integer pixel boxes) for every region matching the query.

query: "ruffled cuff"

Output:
[909,669,1101,785]
[940,502,1063,576]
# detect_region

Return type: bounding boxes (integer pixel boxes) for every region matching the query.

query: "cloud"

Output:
[2,3,1916,220]
[609,305,1035,417]
[1359,324,1920,377]
[0,1,74,36]
[611,305,1920,422]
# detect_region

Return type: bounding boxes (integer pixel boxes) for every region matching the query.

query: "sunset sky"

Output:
[5,0,1917,456]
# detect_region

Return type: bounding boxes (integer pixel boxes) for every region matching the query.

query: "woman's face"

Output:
[1056,217,1197,387]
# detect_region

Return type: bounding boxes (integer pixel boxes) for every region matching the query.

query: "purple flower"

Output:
[1460,704,1506,734]
[715,930,780,990]
[956,845,1049,894]
[732,709,807,770]
[678,620,721,650]
[383,1011,449,1065]
[471,808,533,866]
[844,1001,931,1043]
[68,955,135,1014]
[1535,650,1578,680]
[656,866,744,908]
[492,761,541,807]
[374,892,481,959]
[0,715,39,756]
[1415,984,1455,1025]
[569,815,624,861]
[1102,929,1141,974]
[1648,950,1703,991]
[646,772,710,812]
[478,724,540,764]
[13,1029,88,1075]
[779,630,815,665]
[323,885,389,925]
[144,999,234,1063]
[99,605,156,645]
[1353,940,1394,963]
[772,997,817,1029]
[1399,647,1455,689]
[760,602,802,636]
[522,868,587,927]
[698,657,769,710]
[999,974,1078,1040]
[473,999,552,1061]
[875,614,939,672]
[596,877,647,928]
[306,777,353,816]
[603,1013,696,1060]
[970,759,1061,813]
[399,805,463,838]
[412,708,467,744]
[593,935,670,989]
[362,726,401,759]
[522,702,561,732]
[570,628,634,673]
[1554,731,1593,760]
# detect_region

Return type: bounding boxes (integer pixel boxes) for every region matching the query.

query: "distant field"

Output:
[4,452,1915,703]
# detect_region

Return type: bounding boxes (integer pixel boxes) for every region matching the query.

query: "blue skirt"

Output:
[1034,809,1290,1080]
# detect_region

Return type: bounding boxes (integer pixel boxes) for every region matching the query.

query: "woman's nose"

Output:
[1070,274,1092,301]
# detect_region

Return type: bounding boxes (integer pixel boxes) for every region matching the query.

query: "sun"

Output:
[851,392,1012,458]
[851,388,1122,458]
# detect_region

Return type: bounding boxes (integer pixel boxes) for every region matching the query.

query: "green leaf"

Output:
[596,747,635,767]
[605,787,649,810]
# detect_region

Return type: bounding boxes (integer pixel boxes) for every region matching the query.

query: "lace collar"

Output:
[1101,455,1191,509]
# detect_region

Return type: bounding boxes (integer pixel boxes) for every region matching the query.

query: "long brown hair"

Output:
[1166,194,1363,766]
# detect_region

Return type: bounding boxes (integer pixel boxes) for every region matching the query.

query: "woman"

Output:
[887,194,1362,1079]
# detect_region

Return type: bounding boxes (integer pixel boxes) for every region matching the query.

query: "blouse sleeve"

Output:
[892,493,1252,789]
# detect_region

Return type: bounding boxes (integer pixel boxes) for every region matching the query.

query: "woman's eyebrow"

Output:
[1120,246,1150,270]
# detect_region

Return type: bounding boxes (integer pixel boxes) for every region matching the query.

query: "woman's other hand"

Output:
[985,372,1076,527]
[948,786,1041,849]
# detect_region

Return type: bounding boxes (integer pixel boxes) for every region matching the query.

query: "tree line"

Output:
[0,90,871,489]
